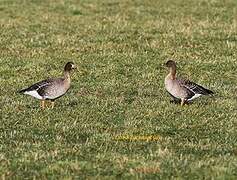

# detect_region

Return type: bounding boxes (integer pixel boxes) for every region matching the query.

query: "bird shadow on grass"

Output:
[24,104,40,110]
[67,100,79,107]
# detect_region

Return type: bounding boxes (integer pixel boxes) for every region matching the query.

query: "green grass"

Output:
[0,0,237,179]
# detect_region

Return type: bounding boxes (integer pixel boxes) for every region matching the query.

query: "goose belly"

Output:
[44,86,69,100]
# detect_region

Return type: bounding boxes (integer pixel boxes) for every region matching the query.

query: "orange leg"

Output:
[181,99,185,106]
[40,100,45,109]
[51,101,55,108]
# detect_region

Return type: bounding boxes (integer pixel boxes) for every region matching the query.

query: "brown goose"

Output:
[164,60,214,106]
[18,62,76,109]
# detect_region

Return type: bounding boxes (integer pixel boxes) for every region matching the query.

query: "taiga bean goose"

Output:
[18,62,76,109]
[164,60,214,106]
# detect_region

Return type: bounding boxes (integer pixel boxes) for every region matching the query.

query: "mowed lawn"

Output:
[0,0,237,178]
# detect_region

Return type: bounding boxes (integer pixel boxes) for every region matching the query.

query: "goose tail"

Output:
[204,88,214,95]
[18,88,28,94]
[199,85,214,95]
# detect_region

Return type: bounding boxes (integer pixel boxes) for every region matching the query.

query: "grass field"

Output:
[0,0,237,179]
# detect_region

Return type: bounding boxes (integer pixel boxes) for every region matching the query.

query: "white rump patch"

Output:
[188,94,202,101]
[24,90,43,100]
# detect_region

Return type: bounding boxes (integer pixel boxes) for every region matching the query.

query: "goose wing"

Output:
[181,79,214,95]
[177,79,196,99]
[19,78,56,94]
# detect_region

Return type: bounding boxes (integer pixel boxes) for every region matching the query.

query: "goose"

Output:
[18,62,76,109]
[164,60,214,106]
